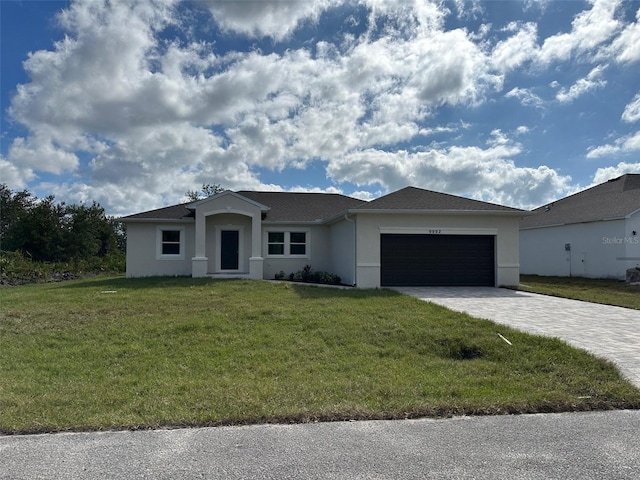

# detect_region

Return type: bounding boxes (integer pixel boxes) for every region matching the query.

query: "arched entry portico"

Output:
[190,192,266,279]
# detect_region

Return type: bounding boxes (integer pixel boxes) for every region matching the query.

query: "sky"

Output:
[1,0,640,216]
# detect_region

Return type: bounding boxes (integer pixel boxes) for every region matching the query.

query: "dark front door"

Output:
[220,230,239,270]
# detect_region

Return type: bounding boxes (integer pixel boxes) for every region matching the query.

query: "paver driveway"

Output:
[393,287,640,389]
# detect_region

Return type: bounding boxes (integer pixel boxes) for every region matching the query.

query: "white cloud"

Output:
[285,185,343,194]
[523,0,553,13]
[491,22,538,73]
[587,130,640,158]
[326,141,573,209]
[592,161,640,183]
[537,0,622,65]
[348,190,377,201]
[8,135,79,174]
[623,130,640,150]
[418,125,457,136]
[606,6,640,63]
[489,0,626,72]
[9,0,180,136]
[202,0,336,41]
[196,4,502,176]
[451,0,484,21]
[37,180,165,217]
[505,87,544,109]
[586,143,622,158]
[0,155,35,188]
[487,129,510,147]
[6,0,502,212]
[622,93,640,123]
[555,64,608,103]
[5,0,633,215]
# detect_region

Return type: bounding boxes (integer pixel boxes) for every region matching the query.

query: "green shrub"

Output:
[280,265,342,285]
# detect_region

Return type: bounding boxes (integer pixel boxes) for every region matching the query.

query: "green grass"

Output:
[519,275,640,310]
[1,276,639,434]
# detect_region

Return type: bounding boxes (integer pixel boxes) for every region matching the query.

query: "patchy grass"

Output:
[519,275,640,310]
[1,276,639,434]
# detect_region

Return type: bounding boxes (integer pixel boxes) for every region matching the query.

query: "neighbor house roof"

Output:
[520,174,640,229]
[352,186,524,213]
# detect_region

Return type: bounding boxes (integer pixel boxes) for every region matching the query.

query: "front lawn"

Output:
[1,277,639,434]
[519,275,640,310]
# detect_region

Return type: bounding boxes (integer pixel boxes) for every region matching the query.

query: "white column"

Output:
[249,213,264,279]
[192,210,208,277]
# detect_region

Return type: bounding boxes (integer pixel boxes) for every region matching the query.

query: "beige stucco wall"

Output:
[328,217,356,286]
[125,222,195,277]
[353,213,521,288]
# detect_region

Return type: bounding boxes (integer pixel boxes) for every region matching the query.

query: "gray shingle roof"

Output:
[238,191,366,222]
[520,174,640,229]
[121,203,194,221]
[121,186,526,222]
[354,186,524,212]
[121,191,366,222]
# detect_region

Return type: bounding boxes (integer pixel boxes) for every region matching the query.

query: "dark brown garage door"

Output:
[380,234,495,286]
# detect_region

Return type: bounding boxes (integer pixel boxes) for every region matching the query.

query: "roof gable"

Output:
[237,191,366,222]
[521,174,640,229]
[354,186,523,212]
[188,190,270,212]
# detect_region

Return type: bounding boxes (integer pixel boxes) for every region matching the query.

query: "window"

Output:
[268,232,285,255]
[162,230,181,255]
[290,232,306,255]
[266,230,308,257]
[157,226,185,260]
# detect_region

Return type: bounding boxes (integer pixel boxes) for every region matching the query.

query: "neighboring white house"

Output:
[520,174,640,279]
[121,186,525,288]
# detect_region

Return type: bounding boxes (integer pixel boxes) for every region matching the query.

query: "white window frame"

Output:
[267,231,286,256]
[289,231,307,255]
[156,226,185,260]
[265,229,309,258]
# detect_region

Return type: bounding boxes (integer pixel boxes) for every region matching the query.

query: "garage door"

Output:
[380,234,495,286]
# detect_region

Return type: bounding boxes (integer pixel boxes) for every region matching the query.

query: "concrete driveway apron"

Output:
[392,287,640,389]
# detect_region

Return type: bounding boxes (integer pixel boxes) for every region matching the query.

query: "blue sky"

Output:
[2,0,640,216]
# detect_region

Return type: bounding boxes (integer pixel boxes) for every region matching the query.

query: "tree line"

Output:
[0,184,125,264]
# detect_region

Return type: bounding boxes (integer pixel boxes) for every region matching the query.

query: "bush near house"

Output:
[275,265,342,285]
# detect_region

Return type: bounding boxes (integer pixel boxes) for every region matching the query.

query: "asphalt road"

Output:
[1,410,639,479]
